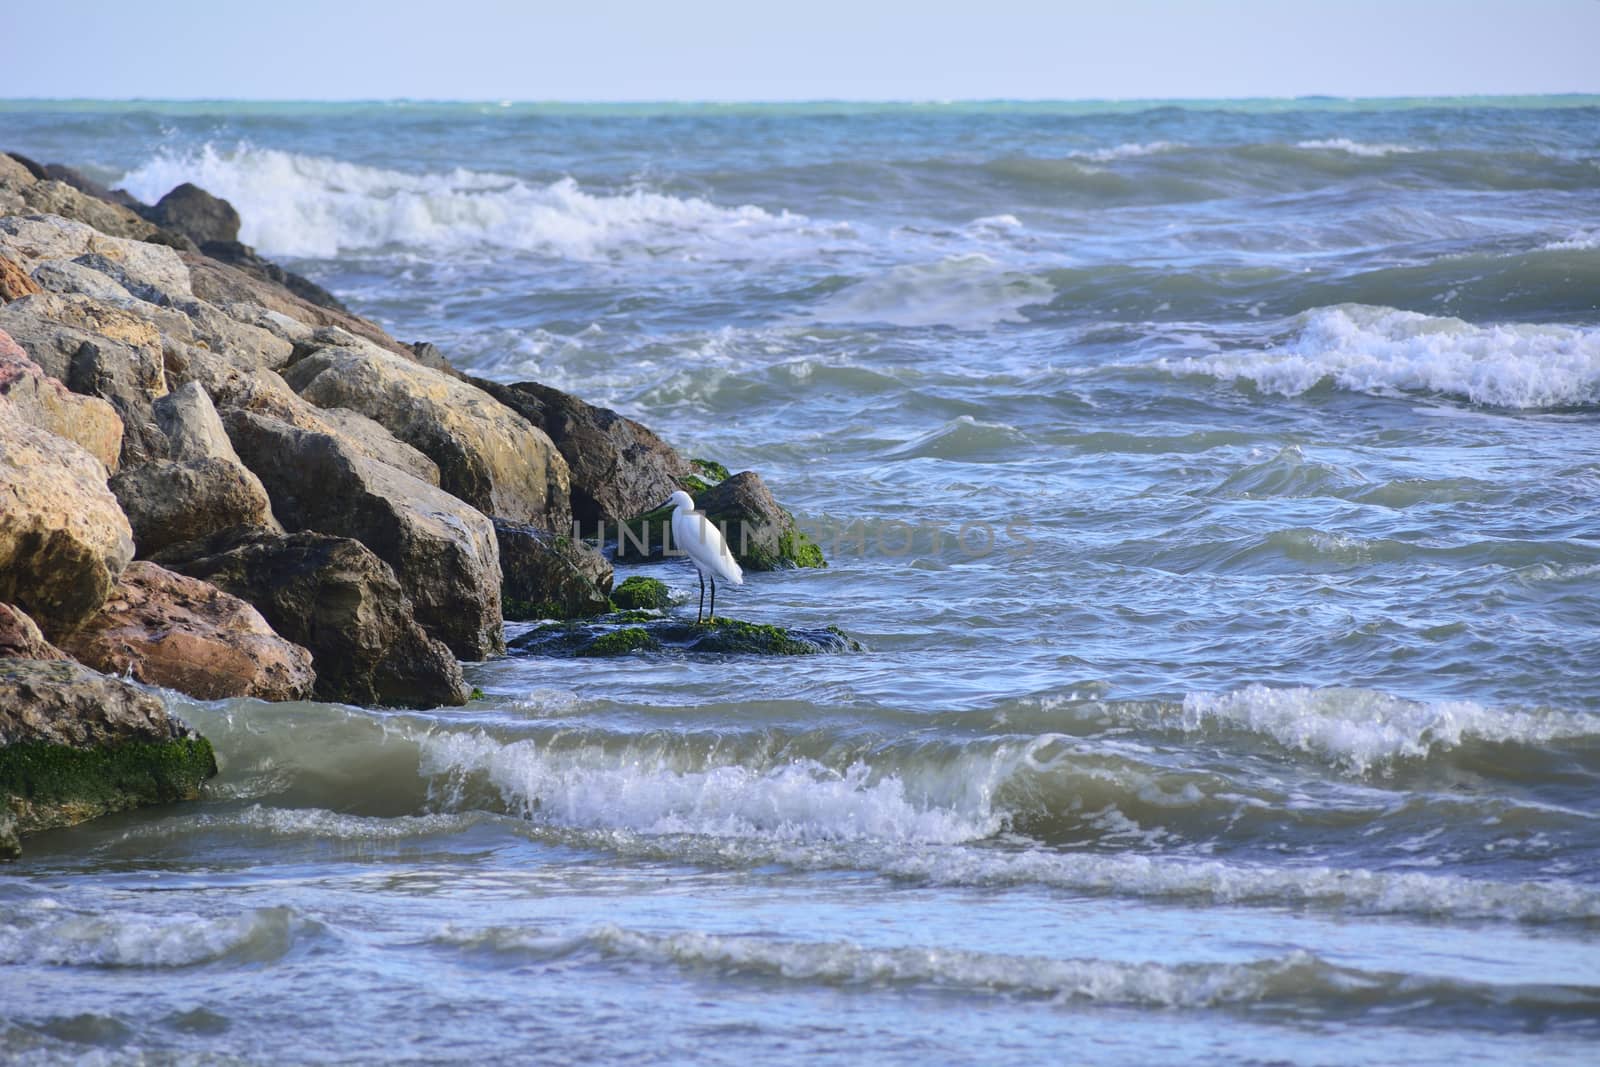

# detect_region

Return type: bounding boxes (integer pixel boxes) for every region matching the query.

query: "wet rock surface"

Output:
[509,614,861,658]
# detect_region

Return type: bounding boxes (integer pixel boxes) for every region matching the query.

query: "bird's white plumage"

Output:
[668,490,743,585]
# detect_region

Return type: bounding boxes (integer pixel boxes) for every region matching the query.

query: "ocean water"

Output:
[2,98,1599,1064]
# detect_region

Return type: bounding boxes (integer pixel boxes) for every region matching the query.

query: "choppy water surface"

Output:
[3,99,1599,1064]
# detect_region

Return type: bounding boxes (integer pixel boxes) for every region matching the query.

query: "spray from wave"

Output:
[117,143,826,260]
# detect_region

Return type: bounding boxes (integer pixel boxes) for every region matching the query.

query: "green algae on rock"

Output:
[0,658,218,859]
[610,576,674,611]
[509,615,861,658]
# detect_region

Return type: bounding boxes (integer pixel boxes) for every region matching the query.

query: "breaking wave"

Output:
[1157,304,1600,408]
[117,143,827,260]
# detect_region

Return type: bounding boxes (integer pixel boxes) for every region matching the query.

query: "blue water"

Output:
[2,98,1599,1064]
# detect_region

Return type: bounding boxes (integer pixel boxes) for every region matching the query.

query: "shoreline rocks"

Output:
[0,149,833,857]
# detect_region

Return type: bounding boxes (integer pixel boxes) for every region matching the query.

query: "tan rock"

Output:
[0,406,135,635]
[59,562,314,702]
[0,327,123,471]
[15,180,161,242]
[284,345,571,531]
[0,253,40,303]
[0,214,193,305]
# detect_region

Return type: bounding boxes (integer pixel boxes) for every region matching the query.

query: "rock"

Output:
[0,604,64,660]
[314,407,440,486]
[224,410,504,659]
[181,251,411,357]
[285,346,572,531]
[0,327,124,471]
[58,562,315,702]
[155,528,469,708]
[473,377,689,524]
[494,519,612,620]
[153,380,240,461]
[111,457,279,557]
[609,576,674,611]
[0,215,194,306]
[0,658,216,858]
[0,407,135,635]
[147,183,241,246]
[108,382,279,556]
[0,292,169,465]
[30,259,136,302]
[2,153,45,181]
[12,181,161,243]
[39,163,147,212]
[198,239,347,312]
[285,346,571,531]
[509,615,861,657]
[617,472,826,571]
[172,298,295,371]
[0,253,40,302]
[409,340,466,380]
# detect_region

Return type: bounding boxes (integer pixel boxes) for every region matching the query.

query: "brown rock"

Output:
[58,562,315,702]
[155,528,468,708]
[0,603,64,660]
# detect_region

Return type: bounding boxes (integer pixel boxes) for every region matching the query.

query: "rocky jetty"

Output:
[0,149,832,858]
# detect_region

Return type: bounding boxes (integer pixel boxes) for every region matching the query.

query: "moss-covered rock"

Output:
[509,615,861,658]
[610,576,673,611]
[495,518,611,621]
[0,658,219,858]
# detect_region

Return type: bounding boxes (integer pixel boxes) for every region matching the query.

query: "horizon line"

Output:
[2,92,1598,106]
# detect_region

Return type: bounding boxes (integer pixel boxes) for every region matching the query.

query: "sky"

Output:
[2,0,1598,101]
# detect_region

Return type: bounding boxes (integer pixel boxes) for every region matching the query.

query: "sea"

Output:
[1,97,1598,1065]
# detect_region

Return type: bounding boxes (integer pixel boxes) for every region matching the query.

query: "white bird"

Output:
[666,489,743,623]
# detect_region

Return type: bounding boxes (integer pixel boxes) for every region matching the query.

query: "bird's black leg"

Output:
[709,576,716,623]
[697,571,706,624]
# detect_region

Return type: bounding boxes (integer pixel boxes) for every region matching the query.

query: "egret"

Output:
[666,489,743,623]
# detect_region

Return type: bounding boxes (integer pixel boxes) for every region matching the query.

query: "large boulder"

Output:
[0,658,216,859]
[224,410,504,659]
[285,346,571,532]
[0,327,123,471]
[0,291,168,465]
[171,298,295,371]
[0,407,135,636]
[494,519,612,620]
[146,183,241,246]
[473,377,689,525]
[109,382,279,556]
[0,603,64,660]
[10,181,161,243]
[155,528,469,708]
[58,562,315,702]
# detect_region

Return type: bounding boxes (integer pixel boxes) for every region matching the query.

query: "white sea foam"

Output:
[1159,304,1600,408]
[117,143,823,260]
[0,907,303,967]
[442,922,1341,1006]
[1078,141,1184,162]
[418,730,1008,845]
[1169,685,1599,774]
[1295,138,1420,157]
[810,254,1055,329]
[1540,228,1600,251]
